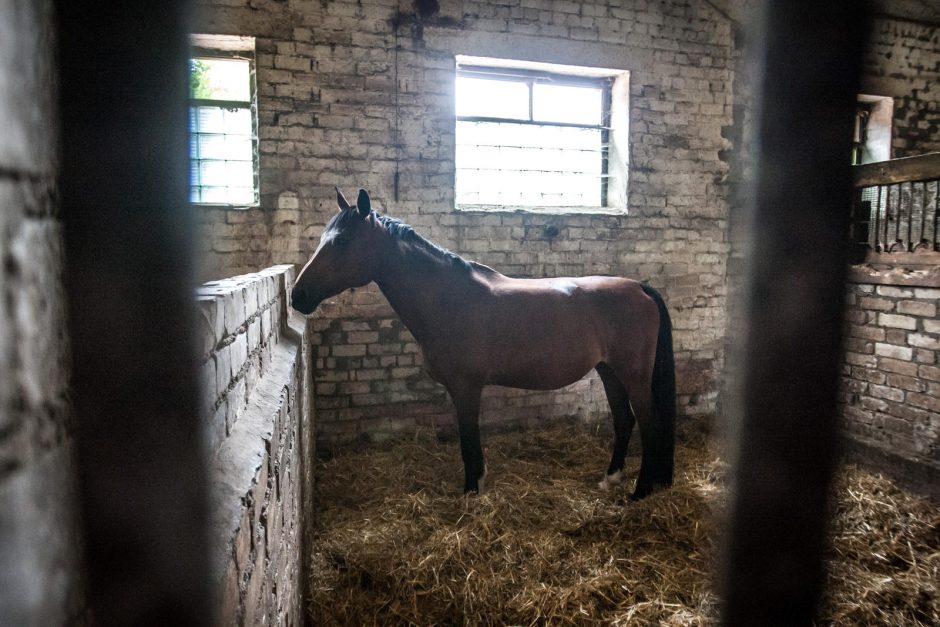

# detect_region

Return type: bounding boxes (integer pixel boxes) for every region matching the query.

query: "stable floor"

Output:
[311,422,939,625]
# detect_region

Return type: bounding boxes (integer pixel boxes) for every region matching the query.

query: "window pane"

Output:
[222,108,252,136]
[190,57,251,102]
[533,83,602,125]
[456,76,529,120]
[190,100,257,205]
[192,107,226,134]
[456,120,603,207]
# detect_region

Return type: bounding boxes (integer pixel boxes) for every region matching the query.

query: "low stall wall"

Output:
[196,265,313,624]
[840,264,940,499]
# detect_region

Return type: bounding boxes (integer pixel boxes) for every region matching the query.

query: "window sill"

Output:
[455,204,627,217]
[192,203,260,211]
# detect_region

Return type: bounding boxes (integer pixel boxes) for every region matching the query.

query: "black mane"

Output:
[377,213,476,273]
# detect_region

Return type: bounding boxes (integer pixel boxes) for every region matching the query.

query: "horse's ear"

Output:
[336,187,352,212]
[356,188,371,218]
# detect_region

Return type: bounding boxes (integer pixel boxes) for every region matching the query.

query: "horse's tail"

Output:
[640,283,676,486]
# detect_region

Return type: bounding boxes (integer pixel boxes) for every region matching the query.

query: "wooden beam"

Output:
[854,152,940,187]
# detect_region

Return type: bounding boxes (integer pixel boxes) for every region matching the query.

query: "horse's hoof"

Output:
[598,470,623,491]
[630,484,652,501]
[630,481,670,501]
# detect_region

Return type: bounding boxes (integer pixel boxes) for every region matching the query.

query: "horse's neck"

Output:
[373,243,468,347]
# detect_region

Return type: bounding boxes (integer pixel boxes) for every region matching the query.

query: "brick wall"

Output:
[194,0,735,445]
[861,18,940,158]
[840,273,940,497]
[0,1,87,623]
[198,265,312,625]
[722,8,940,492]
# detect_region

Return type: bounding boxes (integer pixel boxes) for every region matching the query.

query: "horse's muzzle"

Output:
[290,286,323,315]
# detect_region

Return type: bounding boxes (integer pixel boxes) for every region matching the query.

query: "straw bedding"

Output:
[310,422,939,625]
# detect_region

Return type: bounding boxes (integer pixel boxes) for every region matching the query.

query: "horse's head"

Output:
[291,187,383,315]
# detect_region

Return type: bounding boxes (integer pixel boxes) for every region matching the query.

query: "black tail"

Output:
[640,283,676,485]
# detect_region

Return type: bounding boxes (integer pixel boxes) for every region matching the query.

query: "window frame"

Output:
[189,43,260,209]
[454,58,628,215]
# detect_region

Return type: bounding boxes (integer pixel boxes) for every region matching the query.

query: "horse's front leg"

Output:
[447,383,486,495]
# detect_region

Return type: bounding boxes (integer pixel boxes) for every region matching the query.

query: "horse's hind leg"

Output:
[626,386,672,500]
[596,362,635,490]
[446,383,486,495]
[605,360,671,500]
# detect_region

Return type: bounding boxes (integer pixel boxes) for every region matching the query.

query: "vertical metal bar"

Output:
[600,79,612,208]
[935,180,940,250]
[874,184,882,251]
[906,182,914,251]
[894,183,901,248]
[886,183,894,249]
[921,181,928,249]
[57,2,211,625]
[720,1,871,625]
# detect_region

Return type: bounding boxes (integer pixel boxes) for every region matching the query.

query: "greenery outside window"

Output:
[189,35,258,207]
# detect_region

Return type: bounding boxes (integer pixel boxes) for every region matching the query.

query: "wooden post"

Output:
[57,2,212,623]
[720,1,872,624]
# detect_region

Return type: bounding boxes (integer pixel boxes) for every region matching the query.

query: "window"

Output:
[852,94,893,165]
[455,56,629,212]
[189,35,258,207]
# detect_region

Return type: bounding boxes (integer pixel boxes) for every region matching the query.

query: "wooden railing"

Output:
[852,152,940,259]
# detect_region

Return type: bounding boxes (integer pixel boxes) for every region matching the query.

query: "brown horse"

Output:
[292,188,676,500]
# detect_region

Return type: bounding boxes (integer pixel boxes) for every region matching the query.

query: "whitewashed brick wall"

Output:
[194,0,737,445]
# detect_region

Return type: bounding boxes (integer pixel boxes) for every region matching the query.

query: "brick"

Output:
[918,364,940,382]
[908,333,940,350]
[849,324,885,342]
[923,319,940,334]
[885,373,925,393]
[869,384,905,402]
[914,288,940,299]
[845,352,877,368]
[859,296,894,311]
[874,343,912,361]
[877,357,919,376]
[876,286,914,298]
[907,393,940,413]
[850,367,886,385]
[346,331,379,344]
[898,300,936,317]
[333,344,366,357]
[844,337,873,354]
[885,329,908,345]
[879,313,917,330]
[914,349,935,364]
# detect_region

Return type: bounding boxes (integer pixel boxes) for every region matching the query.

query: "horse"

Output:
[291,188,676,500]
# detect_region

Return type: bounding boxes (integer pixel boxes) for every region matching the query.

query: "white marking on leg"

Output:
[598,469,623,490]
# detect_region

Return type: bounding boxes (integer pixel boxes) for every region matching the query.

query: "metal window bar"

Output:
[858,180,940,253]
[853,153,940,256]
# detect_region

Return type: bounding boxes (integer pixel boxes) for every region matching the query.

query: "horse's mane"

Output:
[377,213,497,275]
[327,208,497,276]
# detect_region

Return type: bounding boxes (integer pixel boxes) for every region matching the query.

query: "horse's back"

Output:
[461,272,660,389]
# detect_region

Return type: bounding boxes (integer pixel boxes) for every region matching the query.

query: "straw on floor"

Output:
[310,423,939,626]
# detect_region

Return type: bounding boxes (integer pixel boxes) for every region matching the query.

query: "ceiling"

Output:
[711,0,940,27]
